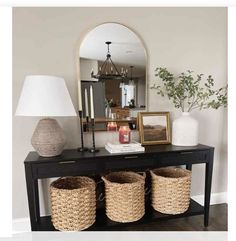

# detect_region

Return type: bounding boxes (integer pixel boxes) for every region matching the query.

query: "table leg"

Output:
[25,163,40,231]
[186,164,192,171]
[204,148,214,227]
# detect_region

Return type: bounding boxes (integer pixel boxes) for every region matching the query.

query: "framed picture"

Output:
[138,112,171,145]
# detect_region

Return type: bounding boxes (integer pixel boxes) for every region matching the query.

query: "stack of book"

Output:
[105,141,145,154]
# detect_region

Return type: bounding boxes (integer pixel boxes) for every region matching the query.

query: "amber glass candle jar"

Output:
[119,126,131,144]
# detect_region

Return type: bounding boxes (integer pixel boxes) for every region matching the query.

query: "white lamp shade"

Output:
[15,75,77,116]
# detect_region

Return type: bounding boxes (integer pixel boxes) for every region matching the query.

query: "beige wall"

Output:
[80,58,98,81]
[13,7,227,219]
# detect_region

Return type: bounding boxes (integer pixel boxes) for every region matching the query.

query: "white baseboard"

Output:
[12,192,227,234]
[12,217,31,234]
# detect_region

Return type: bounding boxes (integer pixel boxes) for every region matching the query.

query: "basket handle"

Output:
[149,170,155,178]
[137,171,146,179]
[101,176,108,183]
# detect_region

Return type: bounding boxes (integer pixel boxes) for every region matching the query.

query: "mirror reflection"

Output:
[79,23,146,131]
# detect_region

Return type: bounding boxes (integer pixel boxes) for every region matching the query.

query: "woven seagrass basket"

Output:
[102,171,146,223]
[50,176,96,231]
[150,167,191,215]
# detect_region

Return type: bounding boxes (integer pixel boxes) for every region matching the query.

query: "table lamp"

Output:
[15,75,77,157]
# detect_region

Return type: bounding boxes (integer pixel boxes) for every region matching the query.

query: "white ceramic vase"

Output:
[172,112,199,146]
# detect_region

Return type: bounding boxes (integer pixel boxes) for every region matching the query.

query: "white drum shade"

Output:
[15,75,77,116]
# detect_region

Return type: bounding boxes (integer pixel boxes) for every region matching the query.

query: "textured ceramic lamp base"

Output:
[172,112,199,146]
[31,118,66,157]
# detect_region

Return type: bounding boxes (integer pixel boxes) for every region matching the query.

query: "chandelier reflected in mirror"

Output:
[120,65,137,88]
[91,41,129,81]
[128,66,135,86]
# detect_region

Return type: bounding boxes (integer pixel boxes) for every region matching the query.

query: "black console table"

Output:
[24,144,214,231]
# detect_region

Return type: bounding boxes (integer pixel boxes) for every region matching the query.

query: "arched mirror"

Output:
[78,23,147,131]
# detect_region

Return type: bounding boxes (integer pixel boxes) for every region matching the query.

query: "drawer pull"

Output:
[124,156,138,159]
[59,161,76,164]
[180,152,193,155]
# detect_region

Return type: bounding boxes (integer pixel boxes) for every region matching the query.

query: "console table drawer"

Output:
[155,150,208,165]
[33,161,97,179]
[105,155,154,171]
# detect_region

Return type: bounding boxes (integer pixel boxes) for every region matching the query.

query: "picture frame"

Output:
[138,112,171,145]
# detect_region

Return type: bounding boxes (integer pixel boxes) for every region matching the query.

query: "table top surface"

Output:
[24,144,214,164]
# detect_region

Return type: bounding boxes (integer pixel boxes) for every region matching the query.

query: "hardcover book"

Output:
[105,144,145,154]
[106,140,142,150]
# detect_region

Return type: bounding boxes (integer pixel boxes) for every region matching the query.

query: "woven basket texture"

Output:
[50,176,96,231]
[102,171,145,223]
[151,167,191,215]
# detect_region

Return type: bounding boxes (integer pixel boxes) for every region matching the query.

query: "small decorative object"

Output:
[77,79,88,151]
[138,112,171,145]
[102,171,145,223]
[50,176,96,231]
[105,106,112,119]
[119,125,131,144]
[107,121,117,131]
[151,68,227,146]
[105,140,145,154]
[15,75,77,157]
[105,98,113,118]
[110,112,116,119]
[78,110,88,151]
[89,85,99,152]
[128,98,135,108]
[150,167,191,215]
[84,88,89,131]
